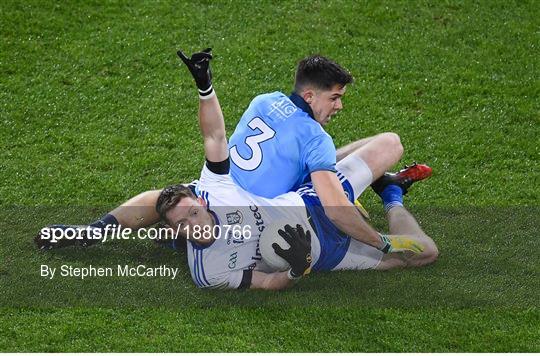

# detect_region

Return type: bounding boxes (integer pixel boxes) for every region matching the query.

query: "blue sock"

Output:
[90,214,119,234]
[380,185,404,212]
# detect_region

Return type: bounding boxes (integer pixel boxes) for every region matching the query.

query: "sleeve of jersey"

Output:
[304,134,337,174]
[198,163,237,191]
[198,270,251,290]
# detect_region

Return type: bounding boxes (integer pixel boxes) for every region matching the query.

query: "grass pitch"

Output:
[1,0,539,352]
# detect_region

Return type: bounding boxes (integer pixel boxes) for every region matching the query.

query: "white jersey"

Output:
[186,164,322,289]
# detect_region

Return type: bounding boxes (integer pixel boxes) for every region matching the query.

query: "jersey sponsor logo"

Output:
[249,205,265,233]
[268,98,297,119]
[252,241,262,261]
[226,210,243,225]
[250,205,264,261]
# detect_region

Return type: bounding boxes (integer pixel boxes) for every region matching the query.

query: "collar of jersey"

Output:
[190,209,220,250]
[289,92,315,120]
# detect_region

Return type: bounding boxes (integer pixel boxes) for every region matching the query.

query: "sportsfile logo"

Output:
[39,225,123,244]
[38,225,183,244]
[38,224,254,245]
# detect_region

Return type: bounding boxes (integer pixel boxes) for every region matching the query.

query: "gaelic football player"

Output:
[150,82,438,290]
[36,48,428,256]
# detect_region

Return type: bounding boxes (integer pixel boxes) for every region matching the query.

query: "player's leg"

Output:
[334,133,404,208]
[332,204,438,271]
[336,132,403,180]
[346,133,403,180]
[331,238,384,271]
[35,189,162,249]
[371,167,438,269]
[331,162,436,271]
[335,135,400,220]
[109,189,162,229]
[336,136,376,162]
[375,206,438,270]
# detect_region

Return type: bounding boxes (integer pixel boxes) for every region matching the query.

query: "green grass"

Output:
[1,307,537,352]
[1,0,539,352]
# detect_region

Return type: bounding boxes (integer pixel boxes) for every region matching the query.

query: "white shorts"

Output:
[332,238,383,270]
[334,154,384,270]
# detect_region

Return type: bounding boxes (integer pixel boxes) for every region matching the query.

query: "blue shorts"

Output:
[297,171,355,272]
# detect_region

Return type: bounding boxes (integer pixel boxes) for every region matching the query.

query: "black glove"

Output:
[177,48,213,94]
[272,224,312,278]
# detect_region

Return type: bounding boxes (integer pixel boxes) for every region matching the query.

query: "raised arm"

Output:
[197,94,228,162]
[178,48,228,163]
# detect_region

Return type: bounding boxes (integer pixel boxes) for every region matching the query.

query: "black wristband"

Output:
[238,269,253,289]
[205,158,230,175]
[198,85,215,99]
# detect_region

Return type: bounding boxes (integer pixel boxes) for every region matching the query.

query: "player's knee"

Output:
[372,132,403,162]
[404,238,438,268]
[426,246,439,264]
[419,240,439,266]
[380,132,403,160]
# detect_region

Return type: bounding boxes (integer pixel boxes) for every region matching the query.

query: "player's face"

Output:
[308,84,346,126]
[166,197,215,242]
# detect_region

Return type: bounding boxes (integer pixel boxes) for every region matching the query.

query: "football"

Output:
[259,219,292,271]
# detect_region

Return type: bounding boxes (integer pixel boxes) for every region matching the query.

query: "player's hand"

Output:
[177,48,213,92]
[379,234,424,254]
[272,224,312,278]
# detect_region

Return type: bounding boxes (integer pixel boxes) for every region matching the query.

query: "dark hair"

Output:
[294,55,353,92]
[156,184,197,224]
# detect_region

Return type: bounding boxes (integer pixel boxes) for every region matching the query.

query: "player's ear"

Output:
[197,196,207,207]
[301,89,314,104]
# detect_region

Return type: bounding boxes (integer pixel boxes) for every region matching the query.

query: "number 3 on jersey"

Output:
[230,117,276,171]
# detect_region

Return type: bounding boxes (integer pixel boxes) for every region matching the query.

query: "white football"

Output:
[259,219,293,271]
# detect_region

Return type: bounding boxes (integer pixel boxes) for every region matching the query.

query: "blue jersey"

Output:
[228,92,336,198]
